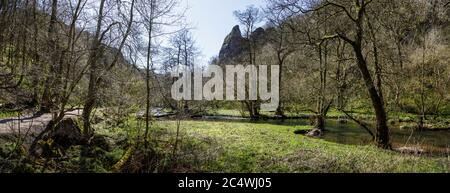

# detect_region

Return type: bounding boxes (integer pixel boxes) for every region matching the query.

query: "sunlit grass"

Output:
[0,110,19,119]
[153,120,449,173]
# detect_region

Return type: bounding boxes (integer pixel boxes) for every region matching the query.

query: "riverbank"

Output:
[1,110,449,173]
[94,118,449,173]
[201,109,450,131]
[151,120,449,172]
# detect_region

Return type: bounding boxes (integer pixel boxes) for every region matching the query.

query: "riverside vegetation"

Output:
[1,0,450,173]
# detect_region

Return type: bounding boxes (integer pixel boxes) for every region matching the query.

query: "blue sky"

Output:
[182,0,267,65]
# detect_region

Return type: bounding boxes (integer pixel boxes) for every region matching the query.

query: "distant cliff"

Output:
[218,25,268,63]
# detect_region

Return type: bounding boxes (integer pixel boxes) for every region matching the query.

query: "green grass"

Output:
[1,115,447,173]
[0,111,19,119]
[153,120,449,173]
[3,112,446,173]
[213,109,245,117]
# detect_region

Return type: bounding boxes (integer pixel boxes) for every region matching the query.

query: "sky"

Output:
[181,0,267,65]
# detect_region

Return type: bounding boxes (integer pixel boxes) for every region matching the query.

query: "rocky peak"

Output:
[218,25,246,63]
[230,25,243,38]
[218,25,268,63]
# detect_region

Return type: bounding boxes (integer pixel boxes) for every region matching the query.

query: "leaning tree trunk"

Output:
[353,44,390,149]
[334,2,391,149]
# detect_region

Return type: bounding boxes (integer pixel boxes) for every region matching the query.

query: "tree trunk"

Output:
[275,51,285,117]
[339,2,391,149]
[144,0,155,147]
[40,0,58,113]
[82,0,106,139]
[315,114,325,131]
[353,43,390,149]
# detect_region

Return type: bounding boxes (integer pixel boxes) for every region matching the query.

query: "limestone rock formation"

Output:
[218,25,268,63]
[218,25,247,63]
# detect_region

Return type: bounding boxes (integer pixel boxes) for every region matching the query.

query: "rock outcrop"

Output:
[218,25,268,63]
[250,27,267,45]
[48,118,85,149]
[218,25,247,63]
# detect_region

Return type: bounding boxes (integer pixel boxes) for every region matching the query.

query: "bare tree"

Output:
[82,0,136,139]
[135,0,184,147]
[275,0,391,148]
[264,1,298,117]
[233,5,263,119]
[40,0,59,113]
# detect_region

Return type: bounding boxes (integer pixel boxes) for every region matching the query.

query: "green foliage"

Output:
[104,148,125,167]
[0,110,19,119]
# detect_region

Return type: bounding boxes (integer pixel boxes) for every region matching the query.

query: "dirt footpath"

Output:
[0,110,82,135]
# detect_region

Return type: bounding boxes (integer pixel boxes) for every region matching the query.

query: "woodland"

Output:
[0,0,449,173]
